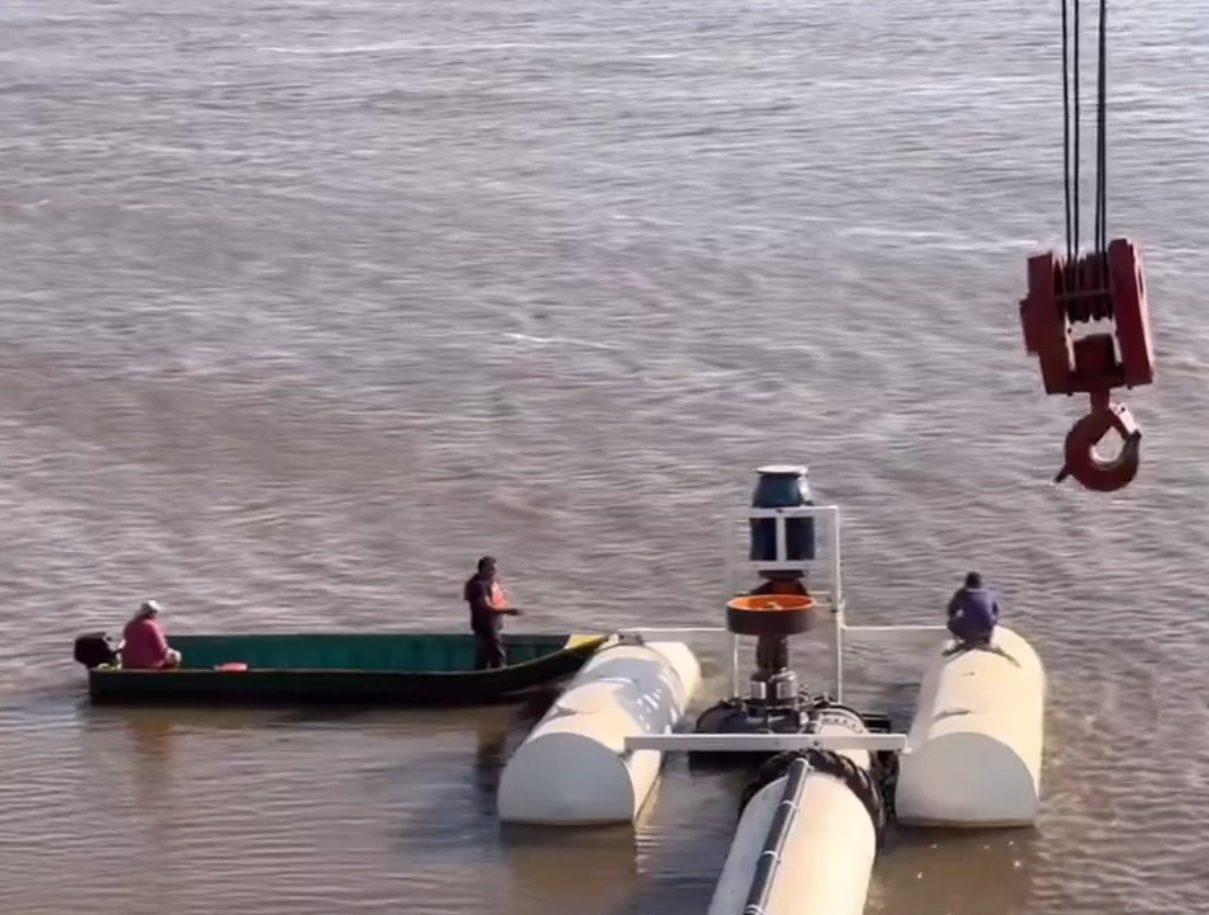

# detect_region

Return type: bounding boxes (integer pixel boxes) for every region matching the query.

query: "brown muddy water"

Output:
[2,0,1209,912]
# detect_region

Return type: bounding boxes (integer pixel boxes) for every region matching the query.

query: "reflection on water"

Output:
[869,827,1039,915]
[502,825,641,915]
[124,712,178,835]
[473,717,510,811]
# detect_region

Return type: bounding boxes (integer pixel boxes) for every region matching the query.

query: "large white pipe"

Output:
[707,710,879,915]
[497,640,700,825]
[895,625,1045,827]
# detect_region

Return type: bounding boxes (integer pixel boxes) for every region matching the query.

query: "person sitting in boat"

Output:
[122,600,182,670]
[464,556,520,671]
[944,571,1000,653]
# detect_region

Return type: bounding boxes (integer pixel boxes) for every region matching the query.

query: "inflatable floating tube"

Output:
[497,639,700,825]
[896,625,1045,827]
[707,707,883,915]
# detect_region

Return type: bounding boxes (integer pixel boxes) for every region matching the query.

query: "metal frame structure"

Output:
[617,502,946,756]
[627,733,908,752]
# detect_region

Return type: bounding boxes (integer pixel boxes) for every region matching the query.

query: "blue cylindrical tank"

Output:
[749,465,816,562]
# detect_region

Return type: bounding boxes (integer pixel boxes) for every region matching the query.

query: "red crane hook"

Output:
[1052,392,1142,492]
[1019,239,1154,493]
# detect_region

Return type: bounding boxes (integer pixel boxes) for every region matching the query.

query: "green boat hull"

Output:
[84,632,609,706]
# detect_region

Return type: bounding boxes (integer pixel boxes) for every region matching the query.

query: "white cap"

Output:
[757,464,808,477]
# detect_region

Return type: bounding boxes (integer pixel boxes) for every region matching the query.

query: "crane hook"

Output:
[1053,396,1142,492]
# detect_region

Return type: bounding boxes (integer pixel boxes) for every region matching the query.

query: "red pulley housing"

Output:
[1019,238,1155,492]
[1020,238,1154,393]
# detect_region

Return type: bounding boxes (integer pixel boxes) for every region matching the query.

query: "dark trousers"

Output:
[944,619,993,656]
[473,629,506,671]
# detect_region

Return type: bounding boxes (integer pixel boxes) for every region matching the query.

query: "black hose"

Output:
[741,757,811,915]
[740,749,887,847]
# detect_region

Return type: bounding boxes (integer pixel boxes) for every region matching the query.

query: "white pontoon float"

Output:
[498,466,1046,915]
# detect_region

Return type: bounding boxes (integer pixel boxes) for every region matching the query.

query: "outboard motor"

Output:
[73,632,121,669]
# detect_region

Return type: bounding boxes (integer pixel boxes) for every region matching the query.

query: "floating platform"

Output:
[614,482,1047,915]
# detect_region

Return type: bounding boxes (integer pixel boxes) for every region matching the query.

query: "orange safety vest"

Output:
[488,580,509,611]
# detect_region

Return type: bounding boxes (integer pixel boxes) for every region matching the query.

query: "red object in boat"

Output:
[1019,238,1154,492]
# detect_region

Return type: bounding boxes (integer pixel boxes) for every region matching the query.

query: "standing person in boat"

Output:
[122,600,182,670]
[944,571,1000,653]
[464,556,521,671]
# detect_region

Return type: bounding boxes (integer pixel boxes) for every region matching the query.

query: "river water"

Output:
[2,0,1208,912]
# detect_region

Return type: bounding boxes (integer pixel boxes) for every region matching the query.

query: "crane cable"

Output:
[1094,0,1108,260]
[1035,0,1154,494]
[1060,0,1109,265]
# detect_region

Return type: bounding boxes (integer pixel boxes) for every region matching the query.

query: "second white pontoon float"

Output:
[498,465,1046,915]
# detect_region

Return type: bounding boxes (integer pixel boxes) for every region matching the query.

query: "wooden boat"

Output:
[72,631,610,705]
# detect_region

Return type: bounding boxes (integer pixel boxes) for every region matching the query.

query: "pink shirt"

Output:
[122,618,172,669]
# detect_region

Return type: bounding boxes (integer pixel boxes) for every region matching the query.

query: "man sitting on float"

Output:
[944,572,1000,653]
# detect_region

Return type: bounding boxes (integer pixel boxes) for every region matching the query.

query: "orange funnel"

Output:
[726,594,817,613]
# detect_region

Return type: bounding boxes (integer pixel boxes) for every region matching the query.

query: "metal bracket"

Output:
[625,733,909,753]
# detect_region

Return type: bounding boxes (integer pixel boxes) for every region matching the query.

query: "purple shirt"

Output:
[946,587,1000,642]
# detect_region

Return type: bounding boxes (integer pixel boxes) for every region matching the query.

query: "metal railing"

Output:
[626,733,910,753]
[595,502,948,715]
